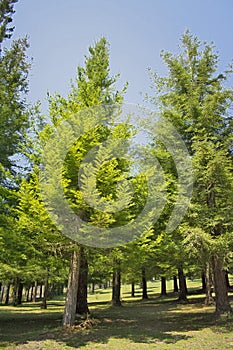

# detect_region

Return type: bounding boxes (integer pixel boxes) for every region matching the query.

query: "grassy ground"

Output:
[0,280,233,349]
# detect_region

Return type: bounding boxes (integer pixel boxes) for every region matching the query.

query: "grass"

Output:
[0,280,233,349]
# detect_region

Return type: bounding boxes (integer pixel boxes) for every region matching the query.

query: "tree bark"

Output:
[178,267,188,303]
[17,281,23,305]
[63,248,80,326]
[0,285,4,303]
[112,268,121,306]
[201,272,206,293]
[5,283,10,305]
[41,272,49,309]
[212,256,232,314]
[33,281,38,302]
[76,246,89,315]
[131,282,135,297]
[204,261,214,305]
[39,284,43,299]
[173,275,178,293]
[161,276,167,296]
[142,267,148,300]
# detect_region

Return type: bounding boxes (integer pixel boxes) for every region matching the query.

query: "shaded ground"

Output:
[0,291,233,349]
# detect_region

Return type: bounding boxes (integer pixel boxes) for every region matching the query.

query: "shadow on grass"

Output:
[0,295,232,348]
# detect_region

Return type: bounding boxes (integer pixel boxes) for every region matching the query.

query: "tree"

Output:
[148,30,233,314]
[43,38,127,326]
[0,0,30,176]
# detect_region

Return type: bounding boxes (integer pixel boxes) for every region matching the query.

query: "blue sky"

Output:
[12,0,233,111]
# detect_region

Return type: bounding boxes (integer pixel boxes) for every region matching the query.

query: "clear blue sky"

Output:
[12,0,233,111]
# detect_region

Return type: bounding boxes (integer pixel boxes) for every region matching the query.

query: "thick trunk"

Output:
[5,283,10,305]
[112,268,121,306]
[173,275,178,293]
[131,282,135,297]
[204,261,214,305]
[41,273,49,309]
[63,248,80,326]
[178,267,188,303]
[212,256,232,314]
[33,281,38,303]
[161,277,167,296]
[142,267,148,300]
[76,246,89,315]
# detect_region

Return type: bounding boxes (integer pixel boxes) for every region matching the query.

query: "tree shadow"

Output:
[0,296,232,348]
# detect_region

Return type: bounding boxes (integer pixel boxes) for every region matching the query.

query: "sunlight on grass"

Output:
[0,280,233,350]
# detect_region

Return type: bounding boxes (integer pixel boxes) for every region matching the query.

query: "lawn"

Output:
[0,280,233,349]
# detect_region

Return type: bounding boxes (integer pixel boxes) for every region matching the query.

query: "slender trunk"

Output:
[212,256,232,314]
[204,261,214,305]
[161,276,167,296]
[112,268,121,306]
[17,282,23,305]
[41,273,49,309]
[63,248,80,326]
[91,282,95,294]
[33,281,38,303]
[131,282,135,297]
[26,287,30,302]
[178,267,188,303]
[201,272,206,293]
[76,246,89,315]
[142,267,148,300]
[173,276,178,293]
[0,285,4,303]
[30,285,34,302]
[5,283,10,305]
[39,284,43,299]
[13,278,20,306]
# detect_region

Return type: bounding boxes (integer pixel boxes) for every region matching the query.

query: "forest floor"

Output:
[0,280,233,349]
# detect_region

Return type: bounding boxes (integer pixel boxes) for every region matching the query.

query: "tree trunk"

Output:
[131,282,135,297]
[178,267,188,303]
[17,281,23,305]
[39,284,43,299]
[0,285,4,303]
[30,285,34,302]
[41,273,49,309]
[173,275,178,293]
[204,261,214,305]
[161,276,167,296]
[5,283,10,305]
[63,248,80,326]
[142,267,148,300]
[212,256,232,314]
[26,287,30,302]
[201,272,206,293]
[13,278,19,306]
[91,282,95,294]
[76,246,89,315]
[33,281,38,302]
[112,268,121,306]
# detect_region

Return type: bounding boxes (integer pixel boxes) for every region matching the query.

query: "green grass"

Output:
[0,280,233,349]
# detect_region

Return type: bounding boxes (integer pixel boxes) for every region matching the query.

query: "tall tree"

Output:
[44,38,127,326]
[148,30,233,314]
